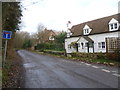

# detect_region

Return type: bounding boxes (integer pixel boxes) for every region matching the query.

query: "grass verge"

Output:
[31,50,120,66]
[2,49,25,88]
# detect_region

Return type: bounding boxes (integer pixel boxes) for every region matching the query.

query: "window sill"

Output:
[109,29,118,31]
[98,48,105,50]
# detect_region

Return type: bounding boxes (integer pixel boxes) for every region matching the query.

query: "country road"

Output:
[18,50,119,88]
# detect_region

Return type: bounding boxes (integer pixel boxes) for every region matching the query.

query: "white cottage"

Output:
[65,14,120,54]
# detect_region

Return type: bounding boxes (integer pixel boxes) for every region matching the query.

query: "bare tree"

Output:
[14,31,30,48]
[30,33,38,46]
[37,23,45,32]
[36,24,48,43]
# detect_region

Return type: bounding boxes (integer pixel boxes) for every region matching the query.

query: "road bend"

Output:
[18,50,119,88]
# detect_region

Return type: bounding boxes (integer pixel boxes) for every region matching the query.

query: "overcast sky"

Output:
[20,0,119,34]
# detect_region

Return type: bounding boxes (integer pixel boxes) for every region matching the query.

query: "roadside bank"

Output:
[2,49,25,88]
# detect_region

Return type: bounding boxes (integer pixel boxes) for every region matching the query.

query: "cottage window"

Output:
[114,23,117,29]
[98,42,105,49]
[49,36,54,40]
[102,42,105,48]
[84,29,89,34]
[86,29,89,33]
[110,24,114,29]
[110,23,118,30]
[109,18,119,31]
[85,29,86,33]
[98,42,101,48]
[83,25,92,35]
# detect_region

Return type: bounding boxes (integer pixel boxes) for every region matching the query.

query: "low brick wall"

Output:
[70,52,107,60]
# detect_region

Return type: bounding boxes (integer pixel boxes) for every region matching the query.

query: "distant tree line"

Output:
[35,31,66,51]
[35,24,67,51]
[14,24,67,51]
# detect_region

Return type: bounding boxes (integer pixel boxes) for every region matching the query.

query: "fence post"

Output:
[105,38,108,58]
[3,40,8,67]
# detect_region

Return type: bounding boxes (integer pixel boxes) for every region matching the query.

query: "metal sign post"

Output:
[2,31,12,67]
[3,40,8,66]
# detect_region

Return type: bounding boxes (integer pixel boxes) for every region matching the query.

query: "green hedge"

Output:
[36,43,64,51]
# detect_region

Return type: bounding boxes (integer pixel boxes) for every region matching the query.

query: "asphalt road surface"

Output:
[18,50,119,88]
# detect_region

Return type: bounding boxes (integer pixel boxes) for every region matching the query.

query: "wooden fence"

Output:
[106,37,120,60]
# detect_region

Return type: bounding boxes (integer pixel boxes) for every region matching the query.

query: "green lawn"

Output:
[0,69,2,88]
[0,55,2,88]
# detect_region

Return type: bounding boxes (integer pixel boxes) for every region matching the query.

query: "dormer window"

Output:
[109,18,119,31]
[85,29,89,33]
[83,25,92,35]
[109,23,118,30]
[110,24,113,29]
[114,23,117,29]
[49,36,54,40]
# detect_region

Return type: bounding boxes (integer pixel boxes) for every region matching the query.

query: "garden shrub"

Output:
[36,43,64,51]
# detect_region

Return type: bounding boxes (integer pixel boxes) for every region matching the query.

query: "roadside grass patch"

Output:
[2,60,13,84]
[2,49,24,88]
[0,69,2,88]
[31,50,120,66]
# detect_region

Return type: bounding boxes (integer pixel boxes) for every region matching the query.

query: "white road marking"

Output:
[113,73,120,77]
[85,63,91,66]
[23,63,35,68]
[81,62,84,63]
[102,69,110,73]
[92,66,99,68]
[111,71,117,73]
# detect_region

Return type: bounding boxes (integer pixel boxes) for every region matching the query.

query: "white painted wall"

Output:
[77,37,88,53]
[77,37,94,53]
[65,31,119,53]
[89,31,119,53]
[65,37,79,53]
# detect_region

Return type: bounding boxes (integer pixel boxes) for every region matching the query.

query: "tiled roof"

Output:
[70,13,120,37]
[44,29,56,36]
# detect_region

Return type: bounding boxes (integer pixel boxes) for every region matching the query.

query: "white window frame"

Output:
[109,23,119,31]
[98,42,102,48]
[109,18,119,31]
[114,23,118,29]
[49,36,54,40]
[98,42,105,49]
[83,25,92,35]
[102,42,105,48]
